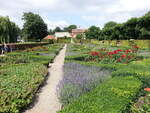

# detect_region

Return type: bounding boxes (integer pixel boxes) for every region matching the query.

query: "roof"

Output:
[72,29,87,33]
[43,35,56,40]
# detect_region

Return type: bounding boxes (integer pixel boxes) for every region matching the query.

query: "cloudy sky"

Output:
[0,0,150,29]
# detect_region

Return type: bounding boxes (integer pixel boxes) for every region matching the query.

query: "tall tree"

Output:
[0,16,20,43]
[48,29,54,35]
[85,26,101,40]
[64,25,77,32]
[22,12,48,41]
[138,12,150,39]
[123,18,140,39]
[104,21,117,29]
[53,27,62,32]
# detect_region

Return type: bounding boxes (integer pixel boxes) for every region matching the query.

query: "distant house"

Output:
[55,32,71,38]
[71,29,87,38]
[43,35,56,40]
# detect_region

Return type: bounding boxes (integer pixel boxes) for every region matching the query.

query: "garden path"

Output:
[24,44,67,113]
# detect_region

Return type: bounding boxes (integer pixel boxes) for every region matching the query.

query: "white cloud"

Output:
[0,0,150,29]
[107,0,150,13]
[44,19,69,30]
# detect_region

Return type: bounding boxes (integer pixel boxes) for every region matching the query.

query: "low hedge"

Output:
[58,76,142,113]
[0,63,47,113]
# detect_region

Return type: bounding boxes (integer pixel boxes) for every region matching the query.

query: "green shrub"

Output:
[0,63,47,113]
[0,44,63,113]
[58,76,142,113]
[57,38,71,43]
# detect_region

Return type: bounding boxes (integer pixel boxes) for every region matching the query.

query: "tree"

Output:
[53,27,62,32]
[64,25,77,32]
[22,12,48,41]
[112,24,124,40]
[101,27,114,40]
[85,26,101,40]
[123,18,140,39]
[48,29,54,35]
[0,16,20,43]
[138,12,150,39]
[104,21,117,29]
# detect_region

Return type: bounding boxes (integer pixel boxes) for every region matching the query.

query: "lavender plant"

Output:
[57,62,111,105]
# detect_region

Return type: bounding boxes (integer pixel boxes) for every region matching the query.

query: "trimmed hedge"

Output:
[58,76,142,113]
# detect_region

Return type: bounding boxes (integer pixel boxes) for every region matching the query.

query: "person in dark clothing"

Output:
[1,43,7,54]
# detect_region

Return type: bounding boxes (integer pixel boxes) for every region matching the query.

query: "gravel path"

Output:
[24,44,67,113]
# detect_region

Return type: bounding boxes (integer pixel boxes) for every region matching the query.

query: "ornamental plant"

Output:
[87,46,140,64]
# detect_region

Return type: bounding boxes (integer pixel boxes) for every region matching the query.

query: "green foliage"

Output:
[85,26,101,40]
[87,11,150,40]
[104,21,118,29]
[131,96,150,113]
[58,76,142,113]
[0,44,63,113]
[53,27,62,32]
[0,16,20,43]
[22,12,48,41]
[57,38,71,43]
[64,25,77,33]
[60,44,150,113]
[0,63,47,113]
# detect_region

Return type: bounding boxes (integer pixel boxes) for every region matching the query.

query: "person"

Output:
[0,45,2,54]
[1,43,7,54]
[7,45,12,52]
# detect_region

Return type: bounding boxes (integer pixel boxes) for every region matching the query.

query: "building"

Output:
[43,35,56,40]
[55,32,71,38]
[71,29,87,38]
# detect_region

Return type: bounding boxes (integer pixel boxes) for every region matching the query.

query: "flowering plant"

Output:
[144,88,150,96]
[87,47,140,64]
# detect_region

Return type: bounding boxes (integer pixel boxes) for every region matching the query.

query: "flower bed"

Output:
[58,44,150,113]
[58,76,142,113]
[87,46,140,64]
[0,44,63,113]
[57,62,111,105]
[0,63,47,113]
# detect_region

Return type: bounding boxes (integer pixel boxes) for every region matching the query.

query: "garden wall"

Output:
[0,42,50,53]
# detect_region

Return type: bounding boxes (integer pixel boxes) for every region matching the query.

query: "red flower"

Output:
[90,51,99,56]
[117,58,121,62]
[108,52,114,55]
[121,54,126,58]
[127,56,132,59]
[144,88,150,92]
[113,50,118,54]
[132,45,139,49]
[117,49,123,52]
[125,49,132,54]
